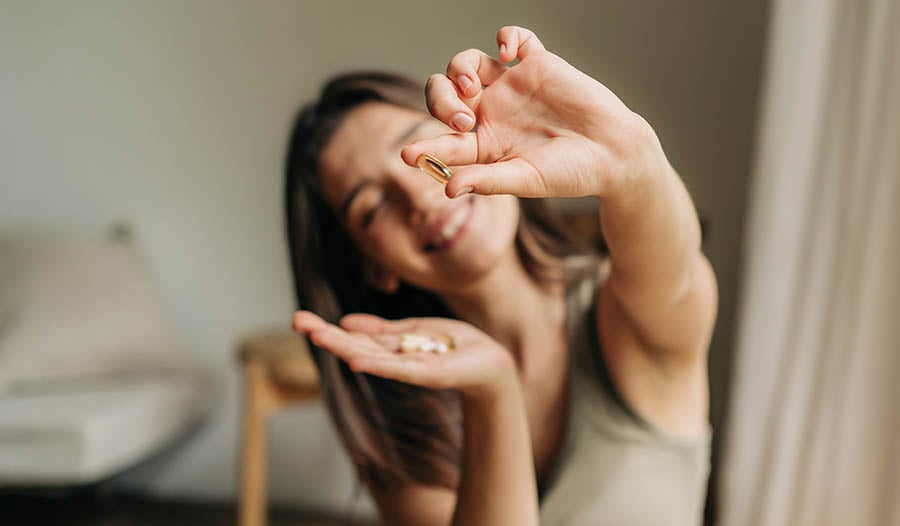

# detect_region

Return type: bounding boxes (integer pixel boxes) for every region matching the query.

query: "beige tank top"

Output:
[538,262,711,525]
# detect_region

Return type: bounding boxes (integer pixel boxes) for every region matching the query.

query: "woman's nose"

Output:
[397,169,449,226]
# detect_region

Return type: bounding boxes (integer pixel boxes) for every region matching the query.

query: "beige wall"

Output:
[0,0,768,515]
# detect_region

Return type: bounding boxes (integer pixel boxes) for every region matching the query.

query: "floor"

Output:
[0,492,378,526]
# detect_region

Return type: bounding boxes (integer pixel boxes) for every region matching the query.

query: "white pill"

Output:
[399,334,428,353]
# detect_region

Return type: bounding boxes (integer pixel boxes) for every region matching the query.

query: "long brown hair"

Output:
[284,71,600,490]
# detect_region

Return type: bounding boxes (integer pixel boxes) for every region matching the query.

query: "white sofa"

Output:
[0,226,211,486]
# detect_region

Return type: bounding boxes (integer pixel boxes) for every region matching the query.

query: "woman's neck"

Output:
[439,251,568,367]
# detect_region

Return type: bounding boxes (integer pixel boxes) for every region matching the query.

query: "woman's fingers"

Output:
[425,74,477,133]
[425,49,506,132]
[294,311,394,358]
[340,313,423,335]
[309,315,449,387]
[341,313,464,342]
[340,314,453,339]
[425,27,545,132]
[445,48,507,97]
[307,322,389,360]
[297,311,475,389]
[292,310,329,334]
[496,25,546,62]
[445,158,543,198]
[400,131,478,170]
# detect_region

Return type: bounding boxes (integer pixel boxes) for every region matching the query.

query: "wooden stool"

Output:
[237,329,319,526]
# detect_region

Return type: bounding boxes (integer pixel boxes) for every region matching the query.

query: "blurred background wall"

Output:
[0,0,769,516]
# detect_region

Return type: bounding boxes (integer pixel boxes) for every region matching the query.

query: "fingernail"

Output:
[500,43,507,55]
[450,113,474,132]
[453,186,473,198]
[458,75,473,94]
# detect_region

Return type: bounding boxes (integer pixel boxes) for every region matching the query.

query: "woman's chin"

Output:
[432,234,519,289]
[408,196,520,292]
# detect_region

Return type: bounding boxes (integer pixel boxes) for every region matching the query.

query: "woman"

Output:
[287,26,716,526]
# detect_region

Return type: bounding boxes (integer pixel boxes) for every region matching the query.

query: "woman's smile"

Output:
[423,196,475,253]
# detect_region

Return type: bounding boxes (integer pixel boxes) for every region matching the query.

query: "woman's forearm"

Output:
[452,372,538,526]
[596,125,704,297]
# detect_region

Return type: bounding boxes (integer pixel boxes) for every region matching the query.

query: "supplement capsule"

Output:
[434,332,456,350]
[416,154,453,184]
[399,333,429,353]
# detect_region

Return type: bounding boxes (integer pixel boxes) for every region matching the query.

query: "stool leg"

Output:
[240,360,269,526]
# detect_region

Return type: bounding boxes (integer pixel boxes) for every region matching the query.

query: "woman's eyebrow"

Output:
[391,117,430,149]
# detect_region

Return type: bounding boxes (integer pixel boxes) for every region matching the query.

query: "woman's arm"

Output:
[367,374,537,526]
[594,129,717,436]
[453,371,537,526]
[596,137,717,362]
[402,25,717,434]
[292,312,538,526]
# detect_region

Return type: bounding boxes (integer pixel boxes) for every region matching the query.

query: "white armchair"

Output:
[0,225,212,486]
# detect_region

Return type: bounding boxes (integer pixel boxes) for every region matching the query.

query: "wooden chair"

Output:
[237,329,319,526]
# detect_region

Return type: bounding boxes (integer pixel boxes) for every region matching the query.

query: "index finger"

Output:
[400,131,479,170]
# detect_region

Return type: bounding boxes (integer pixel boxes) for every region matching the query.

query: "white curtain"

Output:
[720,0,900,524]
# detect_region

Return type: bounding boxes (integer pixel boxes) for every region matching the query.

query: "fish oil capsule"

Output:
[416,154,453,184]
[433,332,456,350]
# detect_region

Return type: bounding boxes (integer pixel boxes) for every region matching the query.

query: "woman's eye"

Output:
[361,196,386,228]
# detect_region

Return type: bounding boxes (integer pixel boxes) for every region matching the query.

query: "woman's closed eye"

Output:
[362,196,386,227]
[352,189,387,229]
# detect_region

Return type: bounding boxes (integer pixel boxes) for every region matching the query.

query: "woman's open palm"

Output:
[293,311,515,399]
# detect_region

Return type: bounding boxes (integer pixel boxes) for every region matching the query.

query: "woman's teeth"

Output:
[433,206,469,248]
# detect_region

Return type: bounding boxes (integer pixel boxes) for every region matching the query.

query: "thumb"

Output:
[445,158,542,198]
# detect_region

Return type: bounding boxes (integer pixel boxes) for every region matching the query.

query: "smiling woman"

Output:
[285,69,597,493]
[285,25,716,526]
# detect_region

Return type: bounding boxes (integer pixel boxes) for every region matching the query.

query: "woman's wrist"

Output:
[590,114,673,202]
[458,354,520,407]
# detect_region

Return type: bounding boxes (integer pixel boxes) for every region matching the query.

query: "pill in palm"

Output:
[399,334,428,353]
[398,332,457,354]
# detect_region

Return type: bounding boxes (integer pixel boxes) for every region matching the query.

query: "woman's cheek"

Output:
[367,225,413,264]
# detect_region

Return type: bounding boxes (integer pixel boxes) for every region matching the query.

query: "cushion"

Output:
[0,230,192,393]
[0,371,211,485]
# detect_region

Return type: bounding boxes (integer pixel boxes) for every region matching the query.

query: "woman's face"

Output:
[317,101,520,295]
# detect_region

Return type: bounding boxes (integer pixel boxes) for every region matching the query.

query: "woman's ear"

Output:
[364,262,400,294]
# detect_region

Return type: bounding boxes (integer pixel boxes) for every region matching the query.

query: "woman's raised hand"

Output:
[401,25,669,200]
[293,311,517,401]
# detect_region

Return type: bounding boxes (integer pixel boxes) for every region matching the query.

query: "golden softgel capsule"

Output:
[416,154,453,184]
